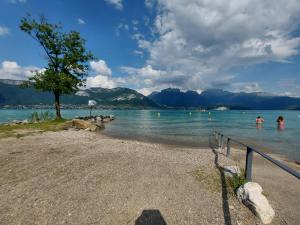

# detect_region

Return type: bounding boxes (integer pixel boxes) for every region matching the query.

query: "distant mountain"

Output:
[148,88,300,110]
[0,79,158,108]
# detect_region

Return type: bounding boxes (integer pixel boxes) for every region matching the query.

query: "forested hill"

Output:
[0,79,158,108]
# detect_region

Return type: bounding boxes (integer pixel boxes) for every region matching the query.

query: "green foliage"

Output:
[29,111,54,122]
[29,111,54,123]
[19,15,95,118]
[30,111,40,122]
[227,173,246,192]
[0,119,70,139]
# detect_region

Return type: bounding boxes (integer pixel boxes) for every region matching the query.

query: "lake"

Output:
[1,109,300,161]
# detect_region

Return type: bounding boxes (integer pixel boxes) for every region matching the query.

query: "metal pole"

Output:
[245,147,253,181]
[220,134,224,149]
[227,138,231,157]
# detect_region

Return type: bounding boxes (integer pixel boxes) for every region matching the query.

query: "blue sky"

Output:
[1,0,300,96]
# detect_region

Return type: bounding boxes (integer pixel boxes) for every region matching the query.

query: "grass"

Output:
[0,118,72,139]
[191,168,222,193]
[226,171,246,193]
[192,167,247,195]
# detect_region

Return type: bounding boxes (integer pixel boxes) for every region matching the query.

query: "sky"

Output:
[1,0,300,96]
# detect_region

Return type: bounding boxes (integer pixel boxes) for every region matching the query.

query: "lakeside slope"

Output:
[0,130,299,224]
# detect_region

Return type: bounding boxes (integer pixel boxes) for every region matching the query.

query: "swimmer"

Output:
[276,116,285,130]
[255,116,264,124]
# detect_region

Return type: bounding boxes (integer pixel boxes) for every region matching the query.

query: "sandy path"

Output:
[0,130,296,225]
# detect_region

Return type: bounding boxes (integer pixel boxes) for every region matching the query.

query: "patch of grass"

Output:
[0,119,71,139]
[226,172,246,193]
[191,168,222,193]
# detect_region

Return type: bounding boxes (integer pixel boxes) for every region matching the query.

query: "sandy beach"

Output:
[0,130,299,225]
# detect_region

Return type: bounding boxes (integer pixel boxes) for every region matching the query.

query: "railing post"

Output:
[245,147,253,181]
[220,134,224,149]
[227,138,231,157]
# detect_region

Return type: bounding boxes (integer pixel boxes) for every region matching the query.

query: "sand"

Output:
[0,130,299,225]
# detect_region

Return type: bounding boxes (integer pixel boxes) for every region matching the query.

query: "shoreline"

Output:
[102,130,300,169]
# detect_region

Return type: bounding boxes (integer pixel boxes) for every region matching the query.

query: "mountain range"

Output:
[1,79,300,109]
[0,79,157,108]
[148,88,300,110]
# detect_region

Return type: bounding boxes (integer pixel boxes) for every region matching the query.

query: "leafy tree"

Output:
[20,15,94,119]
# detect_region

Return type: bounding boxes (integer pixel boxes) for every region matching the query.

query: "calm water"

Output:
[1,109,300,161]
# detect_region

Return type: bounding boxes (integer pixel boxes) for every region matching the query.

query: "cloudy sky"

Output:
[1,0,300,96]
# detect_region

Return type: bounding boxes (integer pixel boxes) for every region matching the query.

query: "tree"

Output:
[20,15,94,119]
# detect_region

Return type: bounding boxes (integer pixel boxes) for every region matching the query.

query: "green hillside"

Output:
[0,79,158,108]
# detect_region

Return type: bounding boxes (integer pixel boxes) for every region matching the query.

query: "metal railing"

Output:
[213,131,300,181]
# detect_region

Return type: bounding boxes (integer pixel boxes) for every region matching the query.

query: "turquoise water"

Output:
[1,109,300,161]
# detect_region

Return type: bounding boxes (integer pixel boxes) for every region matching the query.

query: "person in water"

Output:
[256,116,264,124]
[277,116,285,130]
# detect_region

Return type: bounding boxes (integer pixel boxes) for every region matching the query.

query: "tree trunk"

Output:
[54,92,62,119]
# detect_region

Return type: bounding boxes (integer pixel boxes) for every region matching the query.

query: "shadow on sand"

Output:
[135,210,167,225]
[209,135,232,225]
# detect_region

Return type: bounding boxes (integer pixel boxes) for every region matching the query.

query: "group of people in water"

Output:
[256,115,285,130]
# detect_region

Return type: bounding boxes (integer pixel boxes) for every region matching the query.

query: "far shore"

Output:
[0,129,299,225]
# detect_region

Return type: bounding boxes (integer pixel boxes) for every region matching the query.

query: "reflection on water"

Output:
[1,109,300,160]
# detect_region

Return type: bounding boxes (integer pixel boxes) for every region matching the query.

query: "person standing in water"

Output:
[277,116,285,130]
[256,116,264,129]
[256,116,264,124]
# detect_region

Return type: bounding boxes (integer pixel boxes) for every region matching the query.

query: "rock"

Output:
[22,119,29,124]
[223,166,241,177]
[57,121,73,130]
[102,118,111,123]
[72,119,93,130]
[11,120,23,125]
[237,182,275,224]
[95,122,105,130]
[90,124,99,132]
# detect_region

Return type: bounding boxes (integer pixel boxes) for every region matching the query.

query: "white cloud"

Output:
[145,0,155,9]
[86,75,116,89]
[86,59,119,89]
[276,78,300,97]
[231,82,262,93]
[77,18,86,25]
[90,60,112,76]
[10,0,27,3]
[0,26,9,36]
[104,0,123,10]
[0,61,41,80]
[115,23,129,36]
[126,0,300,94]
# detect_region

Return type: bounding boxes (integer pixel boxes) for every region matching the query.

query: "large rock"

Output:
[237,182,275,224]
[72,119,93,130]
[223,166,241,177]
[89,123,105,132]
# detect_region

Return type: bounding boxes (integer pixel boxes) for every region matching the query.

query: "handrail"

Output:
[213,131,300,181]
